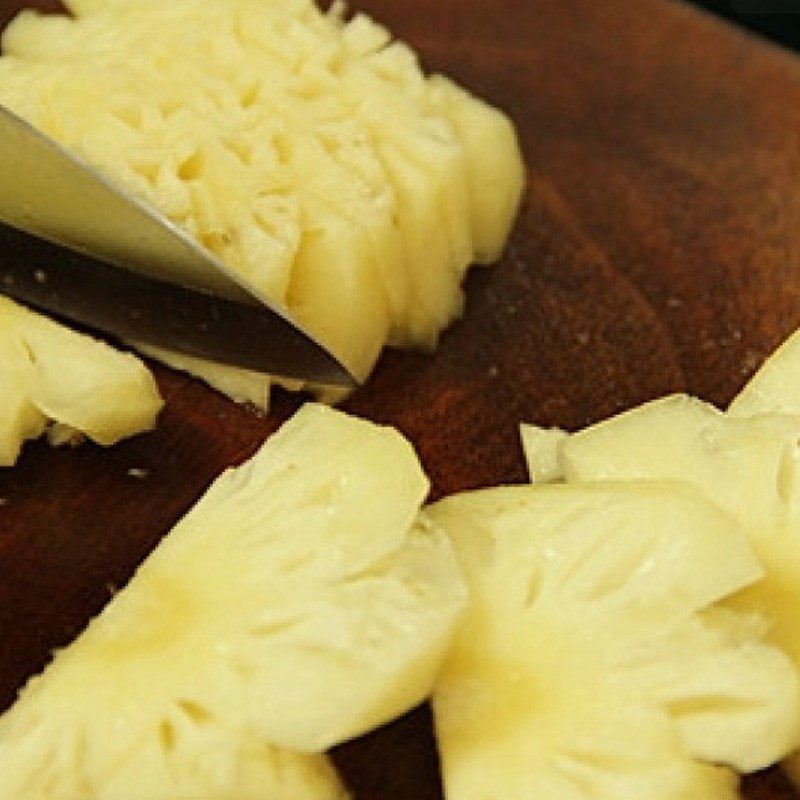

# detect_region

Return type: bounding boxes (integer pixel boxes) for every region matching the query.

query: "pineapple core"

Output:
[0,404,465,798]
[0,296,162,466]
[0,0,525,407]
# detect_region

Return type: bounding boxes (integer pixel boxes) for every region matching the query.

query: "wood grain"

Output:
[1,0,800,797]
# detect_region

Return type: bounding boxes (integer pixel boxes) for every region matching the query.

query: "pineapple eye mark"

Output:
[307,481,337,507]
[70,730,89,786]
[158,719,176,753]
[278,550,317,574]
[176,699,214,726]
[776,440,800,510]
[249,616,304,638]
[110,105,143,130]
[200,230,234,252]
[19,338,37,366]
[223,137,253,166]
[272,132,292,166]
[523,564,543,611]
[239,82,260,109]
[177,151,204,181]
[666,692,766,718]
[343,561,390,586]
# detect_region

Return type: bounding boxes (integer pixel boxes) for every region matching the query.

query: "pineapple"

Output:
[556,393,800,782]
[519,422,567,482]
[729,328,800,418]
[0,404,466,797]
[0,0,525,408]
[136,344,275,409]
[426,482,799,800]
[0,296,162,466]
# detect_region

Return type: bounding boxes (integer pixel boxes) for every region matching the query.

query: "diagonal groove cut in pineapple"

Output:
[0,404,466,798]
[0,0,525,407]
[0,296,163,466]
[427,482,799,800]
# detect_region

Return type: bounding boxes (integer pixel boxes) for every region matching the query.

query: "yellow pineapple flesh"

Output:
[558,393,800,783]
[427,482,799,800]
[0,296,162,466]
[0,404,466,797]
[0,0,525,407]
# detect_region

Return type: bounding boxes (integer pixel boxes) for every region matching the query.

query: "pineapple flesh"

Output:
[427,482,799,800]
[0,0,525,408]
[0,296,162,466]
[519,422,567,483]
[0,404,466,798]
[729,328,800,418]
[558,393,800,784]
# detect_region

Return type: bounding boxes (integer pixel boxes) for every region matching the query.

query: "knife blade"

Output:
[0,221,356,387]
[0,105,356,387]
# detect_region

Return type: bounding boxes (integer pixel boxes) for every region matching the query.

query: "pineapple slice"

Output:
[519,422,568,482]
[0,404,465,796]
[426,482,799,800]
[729,328,800,418]
[559,395,800,779]
[136,344,276,409]
[0,715,347,800]
[560,394,800,528]
[0,0,524,407]
[0,296,162,466]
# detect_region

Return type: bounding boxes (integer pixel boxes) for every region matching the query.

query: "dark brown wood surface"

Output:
[1,0,800,797]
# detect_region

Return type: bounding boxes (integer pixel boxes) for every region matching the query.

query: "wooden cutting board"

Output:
[1,0,800,797]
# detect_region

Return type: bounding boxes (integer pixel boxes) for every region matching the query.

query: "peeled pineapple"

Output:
[560,399,800,669]
[427,482,799,800]
[0,296,162,466]
[519,422,567,482]
[555,392,800,783]
[0,0,525,407]
[729,328,800,418]
[0,404,465,797]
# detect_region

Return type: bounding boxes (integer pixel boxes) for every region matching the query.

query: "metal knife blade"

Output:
[0,105,356,387]
[0,221,356,387]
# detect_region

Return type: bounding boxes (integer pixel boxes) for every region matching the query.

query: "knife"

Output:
[0,105,356,388]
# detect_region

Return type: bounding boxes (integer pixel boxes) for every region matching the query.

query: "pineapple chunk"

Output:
[0,716,347,800]
[560,395,800,779]
[561,394,800,528]
[427,483,799,800]
[0,404,465,797]
[0,0,524,406]
[0,296,162,466]
[519,422,567,482]
[137,344,275,409]
[729,328,800,418]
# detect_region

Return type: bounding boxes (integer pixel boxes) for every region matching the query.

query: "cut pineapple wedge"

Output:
[561,394,800,529]
[427,482,799,800]
[558,393,800,783]
[0,296,162,466]
[0,0,525,407]
[519,422,567,483]
[0,404,466,797]
[729,328,800,418]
